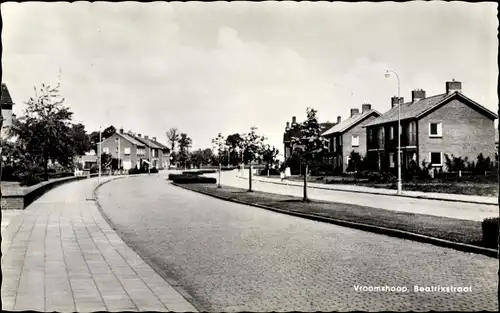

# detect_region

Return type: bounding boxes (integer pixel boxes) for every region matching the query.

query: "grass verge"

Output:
[179,183,492,251]
[263,175,498,197]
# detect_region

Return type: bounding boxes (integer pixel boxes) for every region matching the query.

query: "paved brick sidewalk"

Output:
[1,176,198,312]
[240,173,497,205]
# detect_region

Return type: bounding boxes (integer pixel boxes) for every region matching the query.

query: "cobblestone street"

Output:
[97,175,497,312]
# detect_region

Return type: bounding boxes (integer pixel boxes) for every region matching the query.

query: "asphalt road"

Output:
[206,171,497,222]
[96,175,497,312]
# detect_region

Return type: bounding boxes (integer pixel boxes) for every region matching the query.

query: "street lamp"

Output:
[385,69,402,194]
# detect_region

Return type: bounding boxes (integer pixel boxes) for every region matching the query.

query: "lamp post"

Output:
[385,69,402,194]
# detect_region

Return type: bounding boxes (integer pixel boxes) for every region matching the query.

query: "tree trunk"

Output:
[303,163,308,202]
[248,164,253,192]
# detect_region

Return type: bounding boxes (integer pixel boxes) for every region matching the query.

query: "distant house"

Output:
[132,134,165,169]
[149,137,171,169]
[322,104,381,173]
[1,83,14,139]
[100,128,146,170]
[75,154,98,170]
[363,80,498,172]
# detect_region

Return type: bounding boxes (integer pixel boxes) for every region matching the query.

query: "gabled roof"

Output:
[284,121,336,142]
[133,135,163,149]
[1,83,14,109]
[149,138,170,152]
[364,92,498,128]
[322,110,380,136]
[101,132,145,147]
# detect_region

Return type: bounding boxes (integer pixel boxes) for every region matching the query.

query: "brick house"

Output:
[322,104,381,173]
[100,129,146,170]
[132,134,164,169]
[149,137,171,169]
[1,83,14,139]
[363,80,497,172]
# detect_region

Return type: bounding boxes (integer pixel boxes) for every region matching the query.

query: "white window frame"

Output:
[103,147,109,154]
[124,147,131,155]
[429,122,442,138]
[352,135,359,147]
[389,152,395,168]
[429,152,443,166]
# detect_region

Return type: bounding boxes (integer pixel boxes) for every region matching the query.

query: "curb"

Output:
[240,176,498,206]
[173,183,498,259]
[93,175,204,313]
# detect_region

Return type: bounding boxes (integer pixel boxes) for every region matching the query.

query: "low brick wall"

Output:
[1,175,95,210]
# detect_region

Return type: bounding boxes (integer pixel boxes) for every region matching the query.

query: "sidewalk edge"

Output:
[93,176,203,313]
[240,176,497,206]
[173,183,498,259]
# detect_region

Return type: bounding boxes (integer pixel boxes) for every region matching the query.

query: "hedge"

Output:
[482,217,499,248]
[172,176,217,184]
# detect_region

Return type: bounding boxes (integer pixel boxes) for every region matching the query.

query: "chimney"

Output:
[119,128,124,134]
[153,137,157,141]
[337,116,341,124]
[144,135,149,140]
[411,89,426,102]
[350,108,359,117]
[138,134,141,137]
[362,104,371,113]
[446,79,462,94]
[292,116,297,125]
[286,121,290,130]
[391,96,404,108]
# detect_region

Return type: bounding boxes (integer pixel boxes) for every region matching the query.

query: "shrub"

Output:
[481,217,499,248]
[172,176,217,184]
[150,167,159,174]
[128,166,140,175]
[20,173,43,187]
[259,168,280,176]
[367,172,384,183]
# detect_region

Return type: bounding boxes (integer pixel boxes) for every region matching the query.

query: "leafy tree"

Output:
[261,144,279,176]
[177,133,192,169]
[290,107,326,202]
[10,83,76,181]
[212,133,226,187]
[71,123,91,156]
[88,125,115,154]
[240,126,266,192]
[346,151,364,173]
[226,133,244,166]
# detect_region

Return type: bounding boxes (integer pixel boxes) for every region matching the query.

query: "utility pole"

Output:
[149,146,151,175]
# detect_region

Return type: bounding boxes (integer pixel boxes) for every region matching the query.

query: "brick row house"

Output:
[363,80,497,172]
[100,129,170,170]
[322,104,381,173]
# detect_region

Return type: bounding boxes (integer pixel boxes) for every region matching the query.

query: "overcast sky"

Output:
[2,1,498,154]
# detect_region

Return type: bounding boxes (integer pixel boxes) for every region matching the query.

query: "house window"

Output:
[389,152,395,168]
[430,152,443,166]
[339,136,342,146]
[378,127,385,147]
[333,137,336,152]
[368,129,373,143]
[409,121,417,145]
[103,147,109,154]
[138,148,145,156]
[124,148,131,155]
[390,126,394,140]
[352,135,359,147]
[429,122,442,137]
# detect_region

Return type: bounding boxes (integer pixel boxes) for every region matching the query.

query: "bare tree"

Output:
[166,127,180,152]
